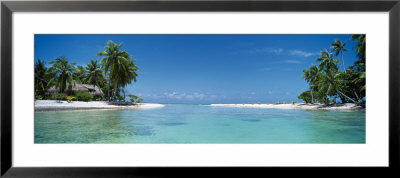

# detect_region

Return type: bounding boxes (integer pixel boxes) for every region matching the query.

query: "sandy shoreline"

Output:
[210,103,365,111]
[34,100,165,111]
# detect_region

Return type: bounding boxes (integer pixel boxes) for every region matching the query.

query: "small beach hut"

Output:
[46,83,103,97]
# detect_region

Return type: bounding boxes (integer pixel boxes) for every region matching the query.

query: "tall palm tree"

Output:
[34,59,48,97]
[47,56,76,93]
[118,60,138,87]
[97,41,133,101]
[117,59,139,101]
[316,50,356,103]
[351,34,366,72]
[331,39,348,72]
[303,65,320,103]
[84,59,105,98]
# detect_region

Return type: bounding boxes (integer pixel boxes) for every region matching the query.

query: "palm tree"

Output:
[331,39,348,72]
[74,65,87,83]
[303,65,320,103]
[34,59,48,97]
[317,49,339,73]
[84,59,105,98]
[47,56,76,93]
[97,41,134,101]
[118,60,139,86]
[117,59,139,101]
[351,35,366,62]
[316,50,357,103]
[351,34,366,72]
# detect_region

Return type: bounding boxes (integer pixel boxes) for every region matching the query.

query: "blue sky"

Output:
[35,34,359,104]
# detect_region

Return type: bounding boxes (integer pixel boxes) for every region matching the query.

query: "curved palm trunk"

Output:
[336,89,357,103]
[96,81,104,100]
[114,81,118,102]
[107,75,110,101]
[353,90,361,103]
[123,88,126,102]
[341,51,346,72]
[310,88,314,104]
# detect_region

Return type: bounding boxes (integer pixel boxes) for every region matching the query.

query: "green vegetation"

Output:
[66,96,77,103]
[84,59,106,99]
[34,41,141,102]
[34,60,51,97]
[47,56,76,93]
[97,41,139,101]
[52,93,65,100]
[128,94,144,104]
[298,35,366,105]
[73,65,87,83]
[75,92,93,102]
[136,98,144,103]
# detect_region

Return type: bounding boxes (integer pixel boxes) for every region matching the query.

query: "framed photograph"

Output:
[1,0,399,177]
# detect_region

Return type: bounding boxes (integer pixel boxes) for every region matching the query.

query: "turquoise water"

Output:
[34,104,365,143]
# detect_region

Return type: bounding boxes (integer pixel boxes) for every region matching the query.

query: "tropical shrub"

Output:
[53,93,65,100]
[117,96,125,102]
[66,96,77,103]
[66,96,72,102]
[292,101,295,104]
[136,98,143,103]
[35,95,43,100]
[298,91,312,103]
[75,92,93,102]
[128,94,139,103]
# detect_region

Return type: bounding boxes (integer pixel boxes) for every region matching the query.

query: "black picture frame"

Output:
[1,0,399,177]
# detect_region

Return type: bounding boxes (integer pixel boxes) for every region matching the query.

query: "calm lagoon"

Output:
[35,104,365,144]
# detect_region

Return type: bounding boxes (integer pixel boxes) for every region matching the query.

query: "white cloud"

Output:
[284,60,302,64]
[244,48,317,58]
[288,50,317,57]
[246,47,283,54]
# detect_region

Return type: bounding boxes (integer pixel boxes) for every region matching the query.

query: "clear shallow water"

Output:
[35,104,365,143]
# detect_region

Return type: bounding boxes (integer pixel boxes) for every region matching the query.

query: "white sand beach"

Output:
[210,103,364,111]
[34,100,165,111]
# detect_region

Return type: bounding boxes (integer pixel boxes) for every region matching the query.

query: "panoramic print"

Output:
[34,34,366,143]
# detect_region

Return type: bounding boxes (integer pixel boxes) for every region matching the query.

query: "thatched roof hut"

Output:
[46,83,103,96]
